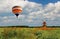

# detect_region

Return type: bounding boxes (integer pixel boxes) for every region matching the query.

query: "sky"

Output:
[0,0,60,26]
[29,0,60,5]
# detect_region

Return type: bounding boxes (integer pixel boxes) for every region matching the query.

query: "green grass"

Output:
[0,27,60,39]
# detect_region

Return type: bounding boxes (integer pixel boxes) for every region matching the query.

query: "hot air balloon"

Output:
[12,6,22,18]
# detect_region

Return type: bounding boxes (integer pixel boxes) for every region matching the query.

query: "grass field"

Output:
[0,26,60,39]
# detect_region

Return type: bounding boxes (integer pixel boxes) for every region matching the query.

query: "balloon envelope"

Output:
[12,6,22,18]
[12,6,22,14]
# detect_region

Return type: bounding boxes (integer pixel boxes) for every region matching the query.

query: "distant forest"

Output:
[0,25,60,28]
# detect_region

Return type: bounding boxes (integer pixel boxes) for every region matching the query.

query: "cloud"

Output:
[0,0,60,26]
[0,0,29,13]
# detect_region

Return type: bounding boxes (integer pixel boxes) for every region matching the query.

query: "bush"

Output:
[34,31,42,39]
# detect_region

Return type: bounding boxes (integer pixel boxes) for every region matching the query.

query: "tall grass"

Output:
[0,27,60,39]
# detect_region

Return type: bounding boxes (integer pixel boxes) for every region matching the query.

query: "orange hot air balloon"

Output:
[12,6,22,18]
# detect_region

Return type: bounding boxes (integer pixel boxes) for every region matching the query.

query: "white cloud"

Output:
[0,0,60,26]
[0,0,29,13]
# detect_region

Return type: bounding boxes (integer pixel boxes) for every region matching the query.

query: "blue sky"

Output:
[28,0,60,5]
[0,0,60,26]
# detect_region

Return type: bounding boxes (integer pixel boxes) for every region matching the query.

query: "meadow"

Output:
[0,26,60,39]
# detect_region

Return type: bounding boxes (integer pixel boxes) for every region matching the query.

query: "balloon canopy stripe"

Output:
[12,9,22,14]
[12,8,22,10]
